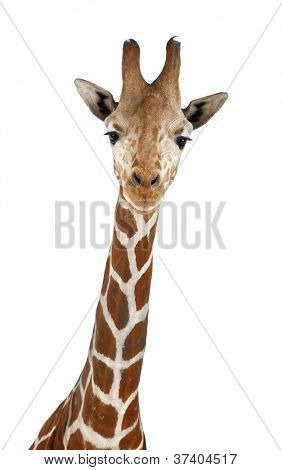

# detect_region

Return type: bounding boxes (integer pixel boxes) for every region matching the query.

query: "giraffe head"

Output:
[75,38,227,212]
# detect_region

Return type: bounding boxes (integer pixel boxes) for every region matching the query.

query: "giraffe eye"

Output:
[175,135,192,150]
[104,131,120,144]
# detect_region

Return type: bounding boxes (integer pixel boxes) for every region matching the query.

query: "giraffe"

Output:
[30,38,227,450]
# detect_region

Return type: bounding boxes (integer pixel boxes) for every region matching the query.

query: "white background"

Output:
[0,0,281,468]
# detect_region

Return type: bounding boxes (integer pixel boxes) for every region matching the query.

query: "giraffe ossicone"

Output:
[30,38,227,450]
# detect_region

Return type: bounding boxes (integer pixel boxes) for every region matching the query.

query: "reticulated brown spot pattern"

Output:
[95,302,116,359]
[69,386,82,426]
[135,224,156,271]
[107,276,129,329]
[67,429,85,449]
[119,360,143,402]
[36,435,54,450]
[119,424,143,449]
[116,205,138,238]
[122,317,148,360]
[83,384,118,438]
[135,261,153,310]
[51,404,69,449]
[93,356,114,394]
[112,230,131,282]
[122,395,139,430]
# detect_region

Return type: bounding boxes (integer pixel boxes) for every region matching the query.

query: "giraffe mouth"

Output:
[122,188,162,213]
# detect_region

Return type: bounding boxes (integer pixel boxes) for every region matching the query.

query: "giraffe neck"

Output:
[80,193,158,448]
[86,193,158,447]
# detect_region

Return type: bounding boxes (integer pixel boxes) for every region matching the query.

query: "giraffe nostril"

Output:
[132,171,142,187]
[150,174,160,188]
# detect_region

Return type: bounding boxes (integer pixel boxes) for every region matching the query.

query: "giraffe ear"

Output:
[75,79,118,121]
[183,92,228,130]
